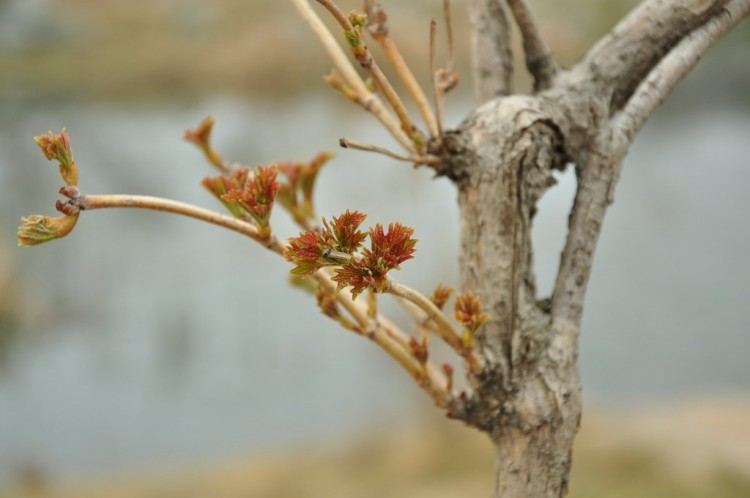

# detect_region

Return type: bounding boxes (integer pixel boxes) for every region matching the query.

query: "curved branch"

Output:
[611,0,750,152]
[506,0,558,91]
[80,194,284,250]
[80,192,455,407]
[552,0,750,333]
[574,0,732,113]
[468,0,513,101]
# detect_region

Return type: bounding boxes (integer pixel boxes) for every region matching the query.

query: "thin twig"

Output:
[387,280,461,348]
[291,0,414,151]
[315,0,423,151]
[364,1,440,139]
[429,20,446,139]
[339,137,440,166]
[378,314,452,405]
[506,0,557,91]
[79,194,285,252]
[315,272,451,407]
[395,295,441,336]
[443,0,455,74]
[430,6,459,140]
[386,280,485,373]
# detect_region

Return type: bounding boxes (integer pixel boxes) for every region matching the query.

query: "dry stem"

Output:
[315,0,422,150]
[365,1,440,139]
[339,138,440,166]
[386,280,484,373]
[79,194,285,252]
[291,0,414,151]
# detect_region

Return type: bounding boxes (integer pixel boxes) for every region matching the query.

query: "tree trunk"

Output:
[451,1,750,496]
[446,94,585,498]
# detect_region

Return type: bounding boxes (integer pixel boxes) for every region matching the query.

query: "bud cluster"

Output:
[284,210,417,299]
[202,165,280,239]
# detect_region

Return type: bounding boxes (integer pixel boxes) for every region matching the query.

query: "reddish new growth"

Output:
[201,167,251,218]
[221,165,279,235]
[430,282,454,310]
[284,209,367,275]
[454,291,491,348]
[333,221,416,298]
[409,336,429,365]
[366,222,417,270]
[183,116,215,149]
[33,128,77,186]
[285,231,327,275]
[284,212,417,299]
[184,116,227,171]
[323,209,368,253]
[276,152,333,226]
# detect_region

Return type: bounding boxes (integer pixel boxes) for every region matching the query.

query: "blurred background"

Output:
[0,0,748,496]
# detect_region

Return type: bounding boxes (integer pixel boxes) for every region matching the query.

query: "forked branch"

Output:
[551,0,750,330]
[610,0,750,152]
[575,0,733,113]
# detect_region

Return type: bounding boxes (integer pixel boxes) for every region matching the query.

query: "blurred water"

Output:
[0,97,748,484]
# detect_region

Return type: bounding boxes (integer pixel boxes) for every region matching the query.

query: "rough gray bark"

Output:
[442,1,750,496]
[468,0,513,101]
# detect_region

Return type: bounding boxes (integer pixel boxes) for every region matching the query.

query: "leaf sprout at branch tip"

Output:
[285,211,417,299]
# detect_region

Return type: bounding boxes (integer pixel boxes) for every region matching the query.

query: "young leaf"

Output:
[454,291,491,348]
[17,214,79,247]
[366,222,417,271]
[284,230,327,275]
[34,129,78,186]
[321,209,368,254]
[221,165,279,230]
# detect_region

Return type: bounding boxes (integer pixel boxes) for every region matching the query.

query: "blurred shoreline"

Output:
[1,0,747,105]
[4,395,750,498]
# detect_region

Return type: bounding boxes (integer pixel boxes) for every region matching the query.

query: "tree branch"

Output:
[506,0,557,92]
[80,193,285,250]
[291,0,415,151]
[575,0,732,113]
[468,0,513,102]
[79,192,456,407]
[552,0,750,333]
[611,0,750,152]
[315,0,423,151]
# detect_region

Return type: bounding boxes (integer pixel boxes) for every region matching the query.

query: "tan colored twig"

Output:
[315,0,423,151]
[429,20,446,139]
[442,0,455,74]
[291,0,414,151]
[79,194,285,252]
[315,272,451,407]
[395,294,441,337]
[430,1,460,140]
[339,138,440,167]
[364,1,440,139]
[386,280,485,373]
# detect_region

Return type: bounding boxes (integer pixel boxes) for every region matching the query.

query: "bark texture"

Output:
[450,1,750,496]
